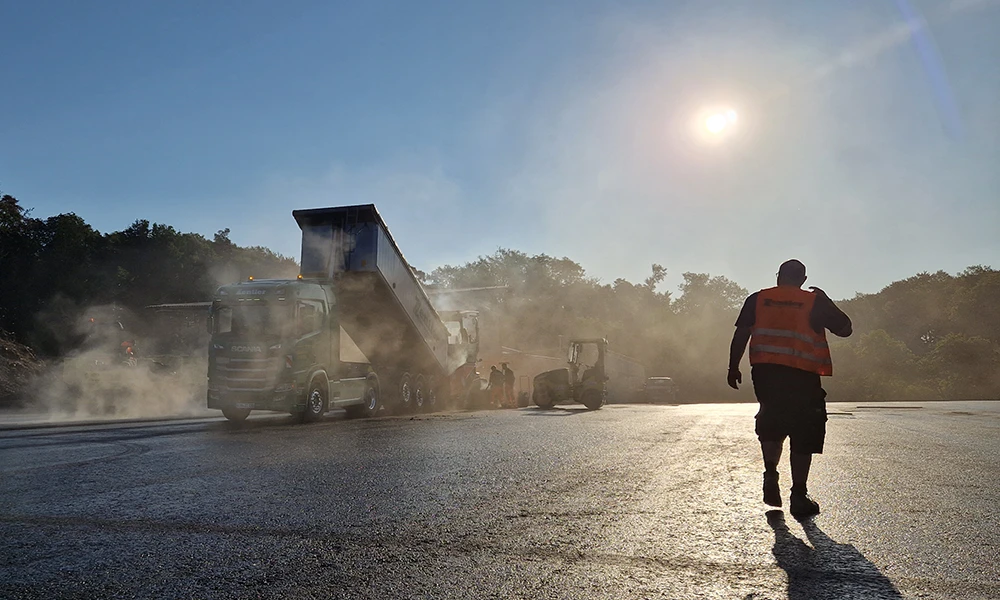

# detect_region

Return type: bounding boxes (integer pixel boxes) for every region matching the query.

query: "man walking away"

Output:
[487,365,505,408]
[728,259,852,519]
[502,363,515,408]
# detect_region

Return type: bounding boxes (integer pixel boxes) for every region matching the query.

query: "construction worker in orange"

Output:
[502,363,515,408]
[487,365,505,408]
[727,259,853,519]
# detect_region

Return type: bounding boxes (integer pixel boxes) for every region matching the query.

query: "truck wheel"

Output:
[302,380,327,423]
[414,375,427,412]
[581,390,603,411]
[361,375,382,418]
[422,376,438,412]
[222,407,250,423]
[396,372,413,415]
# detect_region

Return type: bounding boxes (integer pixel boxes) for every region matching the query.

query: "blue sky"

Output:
[2,0,998,299]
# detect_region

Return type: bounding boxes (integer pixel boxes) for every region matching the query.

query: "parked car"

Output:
[642,376,677,404]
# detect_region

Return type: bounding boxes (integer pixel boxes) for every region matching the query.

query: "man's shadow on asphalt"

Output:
[765,510,903,600]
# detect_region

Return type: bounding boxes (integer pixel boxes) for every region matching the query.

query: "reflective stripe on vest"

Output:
[751,328,829,348]
[747,344,832,366]
[749,286,833,376]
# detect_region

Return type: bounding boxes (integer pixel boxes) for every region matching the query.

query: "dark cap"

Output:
[778,259,806,282]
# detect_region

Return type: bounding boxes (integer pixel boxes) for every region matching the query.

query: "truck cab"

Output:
[206,278,369,422]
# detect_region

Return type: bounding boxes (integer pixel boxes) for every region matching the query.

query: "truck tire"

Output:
[361,375,382,418]
[302,379,327,423]
[424,376,438,413]
[396,372,413,415]
[414,374,426,412]
[222,407,251,423]
[581,390,603,411]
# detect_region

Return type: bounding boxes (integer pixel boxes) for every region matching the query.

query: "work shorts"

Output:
[751,364,828,455]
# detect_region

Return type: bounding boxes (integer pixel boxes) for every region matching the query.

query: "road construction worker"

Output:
[728,259,852,519]
[502,363,515,407]
[487,365,504,408]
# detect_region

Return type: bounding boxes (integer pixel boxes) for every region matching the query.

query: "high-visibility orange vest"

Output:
[749,286,833,376]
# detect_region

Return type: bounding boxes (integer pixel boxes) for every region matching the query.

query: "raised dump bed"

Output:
[292,204,451,377]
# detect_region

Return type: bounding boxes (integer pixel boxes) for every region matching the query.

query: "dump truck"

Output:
[206,204,484,423]
[532,338,645,410]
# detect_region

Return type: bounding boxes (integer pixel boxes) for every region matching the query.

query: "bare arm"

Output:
[729,326,751,371]
[728,326,751,389]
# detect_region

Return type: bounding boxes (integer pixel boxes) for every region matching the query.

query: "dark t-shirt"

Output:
[735,289,851,336]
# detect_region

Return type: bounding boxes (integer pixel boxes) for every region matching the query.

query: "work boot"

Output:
[790,492,820,519]
[762,471,781,507]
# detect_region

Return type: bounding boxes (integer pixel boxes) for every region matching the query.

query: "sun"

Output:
[686,105,743,146]
[704,109,738,135]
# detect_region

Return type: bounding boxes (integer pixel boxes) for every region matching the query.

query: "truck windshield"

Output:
[212,303,292,338]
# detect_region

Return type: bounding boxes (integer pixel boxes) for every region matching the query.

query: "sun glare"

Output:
[686,104,742,147]
[705,114,728,134]
[704,109,738,135]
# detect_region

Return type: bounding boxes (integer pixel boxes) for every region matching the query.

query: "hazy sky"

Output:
[2,0,998,299]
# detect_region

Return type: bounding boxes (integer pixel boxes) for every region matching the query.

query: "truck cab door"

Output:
[296,300,325,370]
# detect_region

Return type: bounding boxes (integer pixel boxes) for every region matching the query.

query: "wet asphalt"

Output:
[1,402,998,600]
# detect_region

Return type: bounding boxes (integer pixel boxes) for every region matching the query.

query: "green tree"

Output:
[921,334,1000,399]
[673,272,748,315]
[950,266,1000,343]
[0,195,43,335]
[0,198,299,354]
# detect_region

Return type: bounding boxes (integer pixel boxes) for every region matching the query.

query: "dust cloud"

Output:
[424,259,751,404]
[32,351,209,421]
[23,304,212,422]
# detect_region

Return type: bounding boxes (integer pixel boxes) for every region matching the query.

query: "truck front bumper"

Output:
[207,385,303,412]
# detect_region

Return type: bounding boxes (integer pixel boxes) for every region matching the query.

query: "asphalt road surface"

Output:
[1,402,998,599]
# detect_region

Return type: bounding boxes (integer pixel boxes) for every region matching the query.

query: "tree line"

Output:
[831,267,1000,401]
[0,194,298,355]
[2,193,997,400]
[425,252,1000,402]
